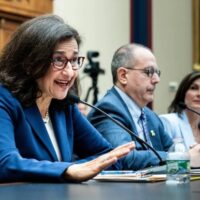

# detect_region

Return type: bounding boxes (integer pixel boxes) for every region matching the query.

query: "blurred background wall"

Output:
[54,0,130,106]
[153,0,192,114]
[0,0,193,114]
[53,0,192,114]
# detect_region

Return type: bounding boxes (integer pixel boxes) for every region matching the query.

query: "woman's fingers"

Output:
[115,141,135,150]
[64,142,135,182]
[190,143,198,149]
[109,141,135,158]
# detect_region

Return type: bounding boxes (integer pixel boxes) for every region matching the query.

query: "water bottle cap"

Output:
[167,152,190,160]
[175,143,186,152]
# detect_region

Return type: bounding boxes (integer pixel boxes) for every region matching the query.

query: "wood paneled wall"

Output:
[0,0,52,51]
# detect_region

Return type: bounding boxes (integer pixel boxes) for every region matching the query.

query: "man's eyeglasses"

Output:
[51,56,85,70]
[126,66,161,78]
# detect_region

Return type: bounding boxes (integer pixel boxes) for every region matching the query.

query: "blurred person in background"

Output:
[160,72,200,168]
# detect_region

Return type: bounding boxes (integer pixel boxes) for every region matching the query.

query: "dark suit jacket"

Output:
[0,85,120,182]
[88,87,173,170]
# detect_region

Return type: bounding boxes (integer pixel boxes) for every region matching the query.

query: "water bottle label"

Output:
[166,160,190,184]
[167,160,190,174]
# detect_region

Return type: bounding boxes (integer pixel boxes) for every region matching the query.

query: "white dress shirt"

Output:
[114,86,146,140]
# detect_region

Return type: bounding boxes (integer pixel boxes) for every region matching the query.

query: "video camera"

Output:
[83,51,105,104]
[83,51,105,77]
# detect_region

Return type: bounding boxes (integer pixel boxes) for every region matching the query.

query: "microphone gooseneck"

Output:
[67,93,165,166]
[178,102,200,116]
[179,102,200,130]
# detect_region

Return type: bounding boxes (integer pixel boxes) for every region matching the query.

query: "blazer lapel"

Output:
[144,110,158,148]
[180,112,195,149]
[24,105,58,160]
[112,88,146,149]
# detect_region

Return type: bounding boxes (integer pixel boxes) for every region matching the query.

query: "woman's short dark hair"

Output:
[0,14,81,107]
[168,71,200,114]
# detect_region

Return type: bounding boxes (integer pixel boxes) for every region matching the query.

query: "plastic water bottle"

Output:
[166,138,190,184]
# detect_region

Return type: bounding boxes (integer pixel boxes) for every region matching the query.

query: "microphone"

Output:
[178,102,200,130]
[66,93,165,166]
[178,102,200,116]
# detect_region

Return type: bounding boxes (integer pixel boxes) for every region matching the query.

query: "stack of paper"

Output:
[94,167,200,182]
[93,171,166,182]
[190,168,200,181]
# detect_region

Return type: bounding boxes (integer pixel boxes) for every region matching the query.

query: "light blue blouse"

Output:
[160,111,195,150]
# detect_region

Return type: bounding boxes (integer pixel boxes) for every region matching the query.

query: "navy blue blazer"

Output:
[0,85,120,182]
[88,87,173,170]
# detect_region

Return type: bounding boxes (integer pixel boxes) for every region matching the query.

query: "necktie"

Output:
[139,111,152,147]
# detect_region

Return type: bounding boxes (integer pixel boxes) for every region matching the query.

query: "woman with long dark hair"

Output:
[160,72,200,148]
[160,72,200,167]
[0,14,134,183]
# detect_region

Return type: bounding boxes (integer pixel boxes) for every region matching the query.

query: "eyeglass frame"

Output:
[125,66,161,78]
[51,55,85,70]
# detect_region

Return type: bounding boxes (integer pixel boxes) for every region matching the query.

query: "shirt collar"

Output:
[114,86,143,119]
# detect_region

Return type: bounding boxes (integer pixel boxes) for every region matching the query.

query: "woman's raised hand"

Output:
[65,141,135,182]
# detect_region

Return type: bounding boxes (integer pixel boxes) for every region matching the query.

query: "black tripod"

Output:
[84,51,105,104]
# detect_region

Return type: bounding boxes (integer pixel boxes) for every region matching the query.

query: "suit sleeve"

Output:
[88,103,172,170]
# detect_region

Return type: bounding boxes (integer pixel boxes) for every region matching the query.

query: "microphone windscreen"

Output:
[66,93,80,104]
[178,102,187,109]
